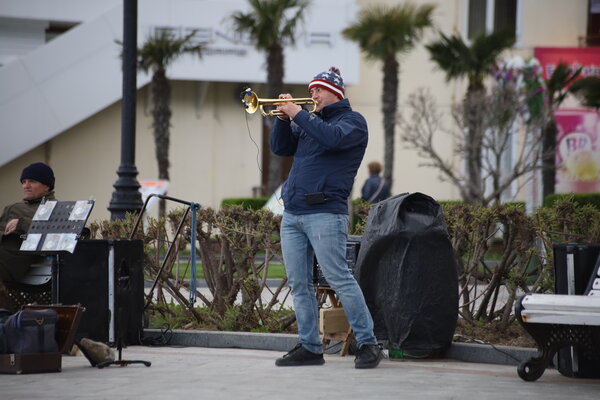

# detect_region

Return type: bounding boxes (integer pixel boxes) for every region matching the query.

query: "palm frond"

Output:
[342,2,436,59]
[230,0,309,50]
[570,76,600,110]
[426,30,514,85]
[471,30,515,76]
[138,29,204,73]
[426,33,472,81]
[546,62,582,106]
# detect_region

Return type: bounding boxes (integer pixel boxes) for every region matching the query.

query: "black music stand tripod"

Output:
[97,257,150,369]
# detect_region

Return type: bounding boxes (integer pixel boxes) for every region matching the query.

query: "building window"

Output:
[468,0,518,40]
[588,0,600,46]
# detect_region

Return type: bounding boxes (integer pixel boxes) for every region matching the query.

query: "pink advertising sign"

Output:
[555,109,600,194]
[535,48,600,194]
[534,47,600,80]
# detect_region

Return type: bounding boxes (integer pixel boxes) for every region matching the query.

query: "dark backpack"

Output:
[3,309,58,354]
[0,308,11,353]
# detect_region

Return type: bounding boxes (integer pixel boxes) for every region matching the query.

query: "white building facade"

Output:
[0,0,591,221]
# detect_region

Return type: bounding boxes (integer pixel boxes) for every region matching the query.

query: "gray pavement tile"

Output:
[1,346,599,400]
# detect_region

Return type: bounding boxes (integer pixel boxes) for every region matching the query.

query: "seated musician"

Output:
[0,162,56,308]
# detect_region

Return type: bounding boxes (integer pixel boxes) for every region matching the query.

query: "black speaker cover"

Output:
[354,192,458,354]
[58,239,144,345]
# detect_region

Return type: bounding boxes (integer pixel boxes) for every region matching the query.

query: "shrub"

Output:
[90,206,289,333]
[351,198,371,235]
[438,200,463,207]
[438,200,525,208]
[534,195,600,244]
[442,202,543,329]
[221,197,268,210]
[544,193,600,209]
[89,197,600,334]
[503,201,526,209]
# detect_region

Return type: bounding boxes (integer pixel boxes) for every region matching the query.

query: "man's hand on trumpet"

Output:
[276,93,302,120]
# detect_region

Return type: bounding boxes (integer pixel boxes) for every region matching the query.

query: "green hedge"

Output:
[437,200,463,207]
[544,193,600,209]
[221,197,268,211]
[503,201,526,209]
[437,200,525,208]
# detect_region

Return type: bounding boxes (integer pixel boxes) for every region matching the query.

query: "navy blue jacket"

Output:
[361,174,391,204]
[270,98,367,215]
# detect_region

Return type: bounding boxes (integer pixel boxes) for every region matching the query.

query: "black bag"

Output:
[354,192,459,355]
[0,309,12,353]
[0,309,11,322]
[3,309,59,354]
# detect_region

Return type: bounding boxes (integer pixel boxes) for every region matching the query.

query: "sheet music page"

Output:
[20,233,42,251]
[33,201,57,221]
[69,201,93,221]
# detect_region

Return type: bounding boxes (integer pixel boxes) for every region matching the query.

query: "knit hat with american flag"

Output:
[308,67,345,100]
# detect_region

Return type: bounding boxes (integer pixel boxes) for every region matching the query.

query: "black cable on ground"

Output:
[324,340,342,355]
[453,333,522,363]
[140,324,173,346]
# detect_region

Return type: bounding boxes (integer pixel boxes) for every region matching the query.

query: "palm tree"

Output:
[570,76,600,110]
[231,0,309,196]
[137,29,203,218]
[426,30,515,203]
[343,2,435,190]
[540,63,582,200]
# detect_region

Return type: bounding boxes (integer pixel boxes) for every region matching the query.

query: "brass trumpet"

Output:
[241,89,317,117]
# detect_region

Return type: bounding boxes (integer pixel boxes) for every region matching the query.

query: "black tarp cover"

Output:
[354,192,458,353]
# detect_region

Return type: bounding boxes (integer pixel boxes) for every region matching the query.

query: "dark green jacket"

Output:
[0,191,56,251]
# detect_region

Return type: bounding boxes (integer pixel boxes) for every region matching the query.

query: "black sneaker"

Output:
[354,344,383,369]
[275,344,325,366]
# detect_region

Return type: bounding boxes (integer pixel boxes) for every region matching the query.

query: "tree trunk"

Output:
[541,119,558,202]
[381,56,399,189]
[152,68,171,219]
[463,85,486,204]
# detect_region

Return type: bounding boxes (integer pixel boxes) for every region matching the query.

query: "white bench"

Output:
[515,263,600,381]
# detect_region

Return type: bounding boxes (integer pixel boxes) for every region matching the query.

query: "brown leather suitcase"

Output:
[0,352,62,374]
[0,304,84,374]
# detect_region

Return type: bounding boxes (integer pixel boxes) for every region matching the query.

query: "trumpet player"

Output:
[271,67,382,369]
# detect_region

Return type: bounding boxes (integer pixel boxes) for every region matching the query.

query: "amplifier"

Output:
[553,244,600,378]
[313,236,361,287]
[58,239,144,345]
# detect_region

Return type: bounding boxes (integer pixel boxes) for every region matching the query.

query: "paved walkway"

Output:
[2,346,599,400]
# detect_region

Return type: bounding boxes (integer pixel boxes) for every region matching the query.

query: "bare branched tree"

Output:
[426,31,515,203]
[399,86,547,206]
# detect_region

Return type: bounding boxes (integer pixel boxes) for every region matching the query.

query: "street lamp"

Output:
[108,0,143,220]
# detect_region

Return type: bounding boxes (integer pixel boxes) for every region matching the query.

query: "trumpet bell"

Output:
[241,89,316,117]
[242,90,260,114]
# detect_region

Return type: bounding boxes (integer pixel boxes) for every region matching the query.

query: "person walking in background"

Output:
[361,161,390,204]
[269,66,383,369]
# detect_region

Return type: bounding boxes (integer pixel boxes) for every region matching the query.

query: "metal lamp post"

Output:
[108,0,143,220]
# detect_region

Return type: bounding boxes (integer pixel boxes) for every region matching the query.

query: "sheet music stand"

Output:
[20,200,94,303]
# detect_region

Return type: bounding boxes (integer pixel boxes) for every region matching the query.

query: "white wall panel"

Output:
[0,0,360,167]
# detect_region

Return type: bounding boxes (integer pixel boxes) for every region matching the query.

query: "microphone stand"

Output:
[97,262,150,369]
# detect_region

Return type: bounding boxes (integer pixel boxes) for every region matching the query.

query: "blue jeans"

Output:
[280,211,377,354]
